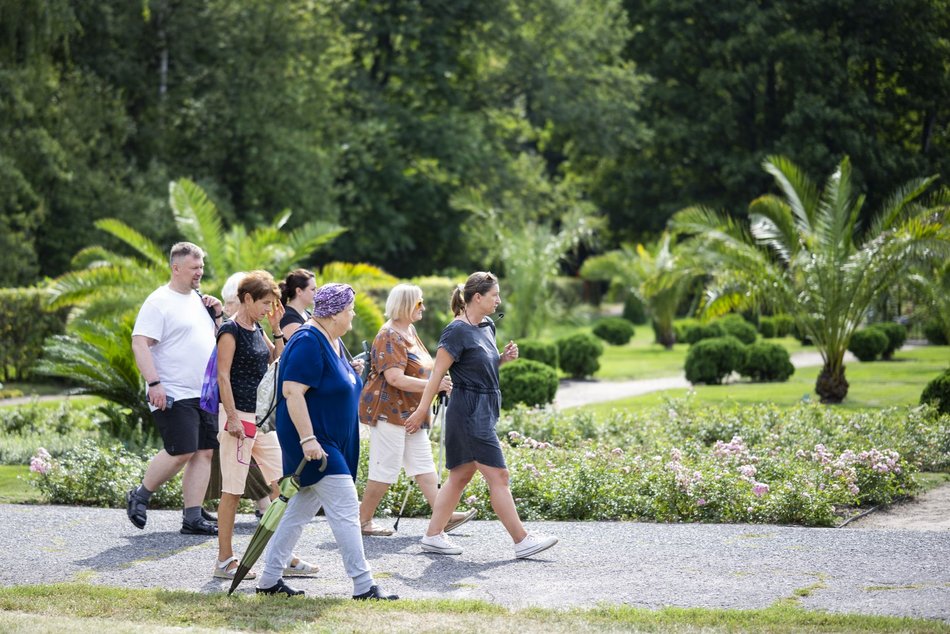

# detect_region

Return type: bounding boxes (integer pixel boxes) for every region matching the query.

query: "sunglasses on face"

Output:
[415,300,425,310]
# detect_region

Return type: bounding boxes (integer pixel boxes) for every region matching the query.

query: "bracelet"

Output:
[147,380,161,387]
[274,332,285,341]
[299,435,316,445]
[214,312,223,319]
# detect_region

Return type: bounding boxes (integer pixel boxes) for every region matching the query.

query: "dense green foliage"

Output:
[848,328,890,362]
[592,317,635,346]
[499,359,559,410]
[555,332,603,378]
[869,322,909,361]
[920,369,950,415]
[740,342,795,383]
[684,336,746,385]
[718,315,758,345]
[758,315,794,339]
[6,0,945,289]
[0,288,69,381]
[517,339,559,369]
[615,0,950,239]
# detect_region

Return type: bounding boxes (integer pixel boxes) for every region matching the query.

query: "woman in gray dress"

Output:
[404,272,558,559]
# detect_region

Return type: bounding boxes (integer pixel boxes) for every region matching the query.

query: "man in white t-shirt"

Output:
[126,241,224,535]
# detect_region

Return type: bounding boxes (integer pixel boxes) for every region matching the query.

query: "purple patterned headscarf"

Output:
[313,283,355,317]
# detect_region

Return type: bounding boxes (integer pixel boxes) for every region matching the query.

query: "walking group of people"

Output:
[124,241,558,600]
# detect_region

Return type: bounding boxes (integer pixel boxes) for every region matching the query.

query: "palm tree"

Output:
[671,156,949,403]
[580,233,697,348]
[49,179,347,320]
[42,179,394,416]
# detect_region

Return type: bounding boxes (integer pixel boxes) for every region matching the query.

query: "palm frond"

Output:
[867,175,939,238]
[170,179,226,278]
[762,155,819,233]
[94,219,167,267]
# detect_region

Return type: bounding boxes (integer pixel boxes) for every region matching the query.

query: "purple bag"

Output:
[199,350,219,415]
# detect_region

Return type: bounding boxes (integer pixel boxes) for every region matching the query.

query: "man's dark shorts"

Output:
[151,397,219,455]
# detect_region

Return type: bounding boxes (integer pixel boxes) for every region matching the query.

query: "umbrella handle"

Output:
[295,454,328,477]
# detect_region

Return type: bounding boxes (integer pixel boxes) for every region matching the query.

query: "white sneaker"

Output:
[514,533,558,559]
[421,532,462,555]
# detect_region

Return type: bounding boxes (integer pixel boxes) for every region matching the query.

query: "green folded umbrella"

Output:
[228,454,327,595]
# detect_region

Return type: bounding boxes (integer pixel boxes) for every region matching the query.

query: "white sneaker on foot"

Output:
[420,532,462,555]
[514,533,558,559]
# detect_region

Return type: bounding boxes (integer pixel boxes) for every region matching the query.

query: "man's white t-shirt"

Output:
[132,285,216,404]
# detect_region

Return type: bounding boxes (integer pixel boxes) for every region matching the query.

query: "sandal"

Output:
[212,556,256,580]
[126,488,147,530]
[444,508,477,533]
[181,518,218,535]
[284,558,319,576]
[361,520,394,537]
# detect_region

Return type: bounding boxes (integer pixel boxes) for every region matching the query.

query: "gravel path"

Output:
[1,504,948,621]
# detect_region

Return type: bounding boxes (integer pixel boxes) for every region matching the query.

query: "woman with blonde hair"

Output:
[357,283,476,536]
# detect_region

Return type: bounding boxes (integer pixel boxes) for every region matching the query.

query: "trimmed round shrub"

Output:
[848,328,889,362]
[773,315,795,338]
[518,339,558,369]
[592,317,635,345]
[922,320,948,345]
[499,359,559,410]
[869,322,908,360]
[684,336,746,385]
[556,333,604,379]
[719,314,758,345]
[685,321,725,344]
[758,316,778,339]
[740,342,795,383]
[920,368,950,415]
[622,295,647,324]
[673,318,701,344]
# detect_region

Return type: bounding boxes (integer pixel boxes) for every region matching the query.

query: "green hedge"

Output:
[685,336,746,385]
[740,342,795,383]
[0,287,70,381]
[921,368,950,415]
[848,328,889,362]
[592,317,635,345]
[555,333,603,379]
[499,359,559,410]
[718,314,758,345]
[869,322,908,360]
[518,339,558,369]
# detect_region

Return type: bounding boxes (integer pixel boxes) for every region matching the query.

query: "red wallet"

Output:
[241,420,258,438]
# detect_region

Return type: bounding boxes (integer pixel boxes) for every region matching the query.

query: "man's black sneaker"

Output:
[352,585,398,601]
[256,578,304,597]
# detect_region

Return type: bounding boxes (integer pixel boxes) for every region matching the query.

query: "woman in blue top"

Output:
[405,272,558,560]
[255,283,397,601]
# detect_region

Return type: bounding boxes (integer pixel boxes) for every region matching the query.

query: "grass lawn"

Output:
[0,465,41,504]
[580,345,948,415]
[0,584,947,634]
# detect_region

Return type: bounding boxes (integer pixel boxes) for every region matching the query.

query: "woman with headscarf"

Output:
[255,283,398,600]
[405,272,558,560]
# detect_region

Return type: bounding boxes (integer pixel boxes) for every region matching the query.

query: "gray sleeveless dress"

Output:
[439,319,506,469]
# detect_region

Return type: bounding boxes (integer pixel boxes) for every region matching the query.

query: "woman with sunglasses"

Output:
[357,284,476,536]
[213,270,315,581]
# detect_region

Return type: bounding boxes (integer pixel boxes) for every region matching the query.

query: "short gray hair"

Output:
[169,242,204,266]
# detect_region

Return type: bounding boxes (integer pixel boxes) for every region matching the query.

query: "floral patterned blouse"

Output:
[358,325,433,427]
